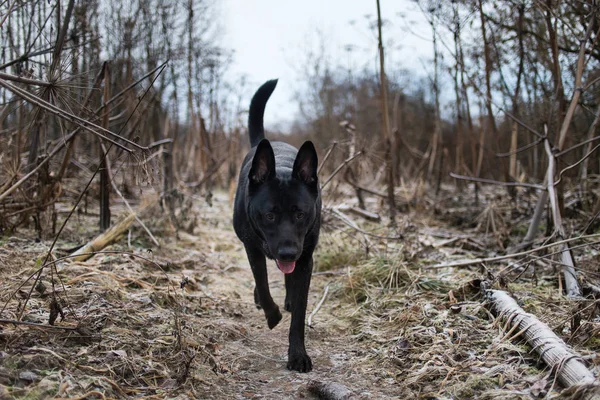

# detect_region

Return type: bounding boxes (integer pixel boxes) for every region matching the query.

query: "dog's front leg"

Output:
[286,253,313,372]
[244,244,282,329]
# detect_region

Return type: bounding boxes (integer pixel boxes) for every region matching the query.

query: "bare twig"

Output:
[0,72,53,87]
[101,143,160,247]
[555,133,600,158]
[496,138,544,158]
[449,173,544,190]
[554,142,600,186]
[308,284,329,328]
[317,141,337,175]
[556,11,596,150]
[0,0,16,28]
[321,151,362,189]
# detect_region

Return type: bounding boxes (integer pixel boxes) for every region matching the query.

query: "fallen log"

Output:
[486,289,597,390]
[71,213,136,261]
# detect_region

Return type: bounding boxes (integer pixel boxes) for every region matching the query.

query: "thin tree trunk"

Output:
[509,6,525,181]
[524,5,595,248]
[478,0,510,192]
[376,0,396,225]
[427,15,442,195]
[452,3,463,189]
[99,62,111,232]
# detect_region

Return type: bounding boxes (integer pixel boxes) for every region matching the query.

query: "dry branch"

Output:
[449,173,543,190]
[71,213,136,262]
[308,284,329,328]
[544,139,580,297]
[486,289,596,389]
[321,151,362,189]
[430,232,600,268]
[317,141,337,175]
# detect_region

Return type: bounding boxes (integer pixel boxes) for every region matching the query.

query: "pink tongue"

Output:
[276,260,296,274]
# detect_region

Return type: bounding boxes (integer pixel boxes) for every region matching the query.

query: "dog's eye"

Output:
[265,212,275,221]
[296,212,305,220]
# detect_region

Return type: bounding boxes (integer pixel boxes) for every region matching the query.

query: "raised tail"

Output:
[248,79,278,147]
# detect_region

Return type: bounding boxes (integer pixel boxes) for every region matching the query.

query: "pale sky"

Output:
[222,0,434,128]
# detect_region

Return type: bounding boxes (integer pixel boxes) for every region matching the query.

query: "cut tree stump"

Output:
[486,289,597,391]
[71,213,136,261]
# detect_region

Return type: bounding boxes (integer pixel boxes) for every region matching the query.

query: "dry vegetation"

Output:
[1,0,600,399]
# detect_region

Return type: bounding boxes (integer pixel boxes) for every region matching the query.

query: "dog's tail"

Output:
[248,79,278,147]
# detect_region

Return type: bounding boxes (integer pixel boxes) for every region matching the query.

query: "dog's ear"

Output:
[249,139,276,185]
[292,141,318,185]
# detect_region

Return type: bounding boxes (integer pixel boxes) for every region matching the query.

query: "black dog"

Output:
[233,79,321,372]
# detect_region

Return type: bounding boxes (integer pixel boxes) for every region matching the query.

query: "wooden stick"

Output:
[71,214,137,261]
[486,289,596,388]
[308,285,329,328]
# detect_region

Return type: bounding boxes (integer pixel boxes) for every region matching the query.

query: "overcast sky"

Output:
[222,0,434,128]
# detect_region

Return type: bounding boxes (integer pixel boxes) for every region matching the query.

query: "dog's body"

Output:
[233,80,321,372]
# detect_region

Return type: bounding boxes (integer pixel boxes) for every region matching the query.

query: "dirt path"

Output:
[176,193,398,399]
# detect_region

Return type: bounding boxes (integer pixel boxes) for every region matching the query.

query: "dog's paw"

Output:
[254,287,262,310]
[265,307,282,329]
[287,352,312,373]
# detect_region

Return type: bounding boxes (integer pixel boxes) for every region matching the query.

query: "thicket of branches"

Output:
[293,1,600,207]
[0,0,241,237]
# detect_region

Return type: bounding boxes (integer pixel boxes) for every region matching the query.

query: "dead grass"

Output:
[1,184,599,398]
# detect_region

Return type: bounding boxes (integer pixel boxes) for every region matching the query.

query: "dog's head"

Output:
[247,139,319,274]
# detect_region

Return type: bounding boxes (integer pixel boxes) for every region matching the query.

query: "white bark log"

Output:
[487,289,596,389]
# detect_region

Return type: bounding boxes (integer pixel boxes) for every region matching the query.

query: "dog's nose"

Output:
[277,246,298,261]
